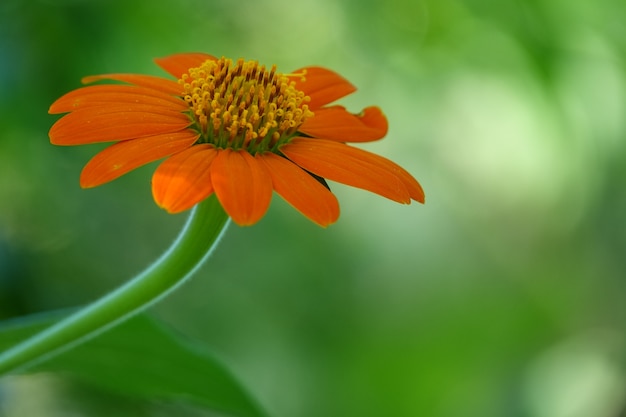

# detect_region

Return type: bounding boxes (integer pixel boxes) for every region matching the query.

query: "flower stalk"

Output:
[0,195,229,375]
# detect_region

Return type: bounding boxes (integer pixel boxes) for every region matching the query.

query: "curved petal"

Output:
[49,85,188,114]
[154,53,218,79]
[280,138,416,204]
[257,152,339,227]
[299,106,388,142]
[288,66,356,110]
[210,149,273,226]
[50,108,192,145]
[80,131,199,188]
[362,151,425,203]
[81,74,183,96]
[152,144,218,213]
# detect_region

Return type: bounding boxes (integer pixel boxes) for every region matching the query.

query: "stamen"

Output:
[179,57,313,153]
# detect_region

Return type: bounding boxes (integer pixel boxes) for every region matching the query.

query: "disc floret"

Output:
[180,57,313,154]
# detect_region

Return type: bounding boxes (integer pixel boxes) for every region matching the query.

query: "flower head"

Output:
[49,53,424,227]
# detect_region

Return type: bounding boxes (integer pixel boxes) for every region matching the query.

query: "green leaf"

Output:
[0,311,267,417]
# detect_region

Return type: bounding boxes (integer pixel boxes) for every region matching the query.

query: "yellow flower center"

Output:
[180,57,313,153]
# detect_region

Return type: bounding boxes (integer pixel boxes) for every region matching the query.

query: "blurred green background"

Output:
[1,0,626,416]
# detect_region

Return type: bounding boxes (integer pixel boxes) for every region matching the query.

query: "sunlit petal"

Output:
[210,149,273,226]
[80,131,199,188]
[363,151,425,203]
[81,74,183,96]
[152,144,217,213]
[258,152,339,227]
[299,106,388,142]
[50,108,192,145]
[281,138,415,204]
[49,85,188,114]
[288,67,356,110]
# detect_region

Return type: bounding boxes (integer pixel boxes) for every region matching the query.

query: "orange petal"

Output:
[81,74,183,96]
[50,108,192,145]
[363,151,425,203]
[152,144,218,213]
[154,53,218,79]
[299,106,388,142]
[210,149,273,226]
[49,85,188,114]
[257,152,339,227]
[288,67,356,110]
[80,131,199,188]
[280,138,414,204]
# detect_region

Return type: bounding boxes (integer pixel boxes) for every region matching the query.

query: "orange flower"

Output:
[49,53,424,227]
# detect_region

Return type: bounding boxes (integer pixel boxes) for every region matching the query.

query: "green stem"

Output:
[0,195,230,375]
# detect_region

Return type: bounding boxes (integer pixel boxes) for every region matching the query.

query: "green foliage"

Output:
[0,312,266,417]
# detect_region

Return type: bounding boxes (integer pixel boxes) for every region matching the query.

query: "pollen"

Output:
[180,57,313,153]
